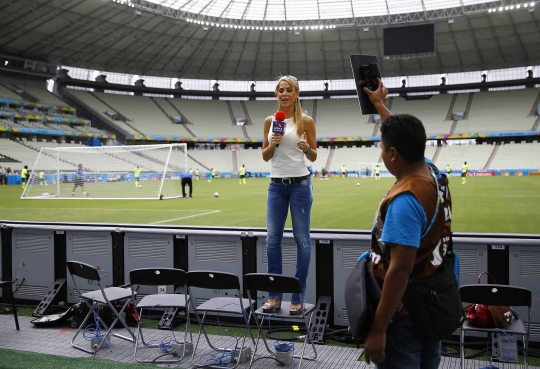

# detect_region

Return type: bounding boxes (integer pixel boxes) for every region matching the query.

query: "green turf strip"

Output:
[0,348,166,369]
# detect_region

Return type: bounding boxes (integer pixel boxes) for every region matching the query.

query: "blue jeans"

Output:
[266,178,313,304]
[376,317,441,369]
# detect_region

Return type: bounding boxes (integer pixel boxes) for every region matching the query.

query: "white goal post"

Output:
[21,143,188,200]
[358,162,387,178]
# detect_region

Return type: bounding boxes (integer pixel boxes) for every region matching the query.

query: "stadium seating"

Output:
[94,93,189,137]
[329,146,382,173]
[65,90,140,136]
[391,94,454,135]
[167,98,245,138]
[0,85,22,100]
[19,86,70,106]
[316,98,376,138]
[454,89,538,134]
[244,100,278,140]
[188,149,233,174]
[489,142,540,170]
[434,144,495,171]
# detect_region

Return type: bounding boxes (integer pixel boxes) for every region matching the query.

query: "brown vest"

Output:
[371,165,452,287]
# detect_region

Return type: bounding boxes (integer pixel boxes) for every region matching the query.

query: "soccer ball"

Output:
[214,192,219,197]
[139,185,142,188]
[356,183,360,187]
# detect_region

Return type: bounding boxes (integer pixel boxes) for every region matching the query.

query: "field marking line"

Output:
[3,207,220,212]
[151,210,222,225]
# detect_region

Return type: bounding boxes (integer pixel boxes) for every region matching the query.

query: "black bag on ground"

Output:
[345,258,381,346]
[403,252,464,343]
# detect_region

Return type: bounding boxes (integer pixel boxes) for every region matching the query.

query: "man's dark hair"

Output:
[380,114,426,163]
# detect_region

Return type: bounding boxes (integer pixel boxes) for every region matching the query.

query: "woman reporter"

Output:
[261,75,317,315]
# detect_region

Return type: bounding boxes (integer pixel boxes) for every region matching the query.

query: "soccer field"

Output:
[1,176,539,234]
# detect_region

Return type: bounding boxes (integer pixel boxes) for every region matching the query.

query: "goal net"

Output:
[358,162,387,178]
[21,143,187,200]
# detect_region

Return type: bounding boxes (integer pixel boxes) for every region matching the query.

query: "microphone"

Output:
[272,111,286,147]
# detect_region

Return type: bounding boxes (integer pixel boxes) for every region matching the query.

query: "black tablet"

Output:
[350,54,381,115]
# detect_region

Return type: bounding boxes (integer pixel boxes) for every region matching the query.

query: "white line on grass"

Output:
[151,210,222,225]
[3,207,220,212]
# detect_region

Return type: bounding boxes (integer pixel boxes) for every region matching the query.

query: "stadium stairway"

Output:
[532,116,540,131]
[239,101,253,125]
[150,97,174,123]
[445,94,458,121]
[432,145,442,163]
[232,149,238,173]
[163,98,196,136]
[463,93,474,119]
[483,143,500,170]
[325,147,334,170]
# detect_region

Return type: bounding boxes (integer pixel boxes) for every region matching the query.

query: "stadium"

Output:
[0,0,539,368]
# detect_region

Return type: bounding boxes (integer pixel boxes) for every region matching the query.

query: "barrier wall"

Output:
[1,222,539,340]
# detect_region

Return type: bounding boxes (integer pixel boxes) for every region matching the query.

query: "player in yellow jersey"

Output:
[134,165,142,188]
[239,164,246,184]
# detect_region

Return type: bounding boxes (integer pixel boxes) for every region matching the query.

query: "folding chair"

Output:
[0,280,19,330]
[129,267,190,364]
[459,284,532,369]
[244,273,317,369]
[186,270,254,369]
[66,260,136,354]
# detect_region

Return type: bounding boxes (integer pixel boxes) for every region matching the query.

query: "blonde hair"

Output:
[275,76,305,137]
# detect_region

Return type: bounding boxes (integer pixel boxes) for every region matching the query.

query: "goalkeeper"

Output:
[72,164,88,197]
[134,165,142,189]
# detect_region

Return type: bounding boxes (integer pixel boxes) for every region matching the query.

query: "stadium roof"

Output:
[0,0,539,81]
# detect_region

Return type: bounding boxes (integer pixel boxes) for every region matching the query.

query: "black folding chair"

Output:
[459,284,532,369]
[129,267,190,364]
[0,280,19,330]
[244,273,317,369]
[66,260,136,355]
[186,270,255,369]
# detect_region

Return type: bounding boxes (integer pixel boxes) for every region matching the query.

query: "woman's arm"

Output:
[262,116,277,162]
[300,116,317,162]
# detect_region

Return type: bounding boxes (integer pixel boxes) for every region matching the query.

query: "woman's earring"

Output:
[294,99,298,111]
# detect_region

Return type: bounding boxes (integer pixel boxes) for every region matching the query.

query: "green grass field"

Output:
[1,176,539,234]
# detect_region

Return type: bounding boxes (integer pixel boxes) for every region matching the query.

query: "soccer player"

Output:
[133,165,141,189]
[208,168,216,182]
[72,164,88,197]
[39,170,47,186]
[189,168,193,175]
[239,164,246,184]
[447,164,452,179]
[375,165,381,180]
[321,167,327,180]
[181,171,193,197]
[462,161,468,184]
[341,164,347,178]
[21,165,28,189]
[195,168,199,180]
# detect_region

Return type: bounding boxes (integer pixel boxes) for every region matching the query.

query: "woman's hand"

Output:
[297,132,310,152]
[271,133,283,147]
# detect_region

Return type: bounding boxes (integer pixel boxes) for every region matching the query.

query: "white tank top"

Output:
[268,116,309,178]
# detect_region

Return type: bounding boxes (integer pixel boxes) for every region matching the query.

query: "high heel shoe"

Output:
[262,297,282,313]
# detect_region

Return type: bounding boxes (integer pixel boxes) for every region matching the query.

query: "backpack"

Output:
[344,256,381,346]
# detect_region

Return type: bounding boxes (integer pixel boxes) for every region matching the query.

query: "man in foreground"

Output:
[363,80,454,369]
